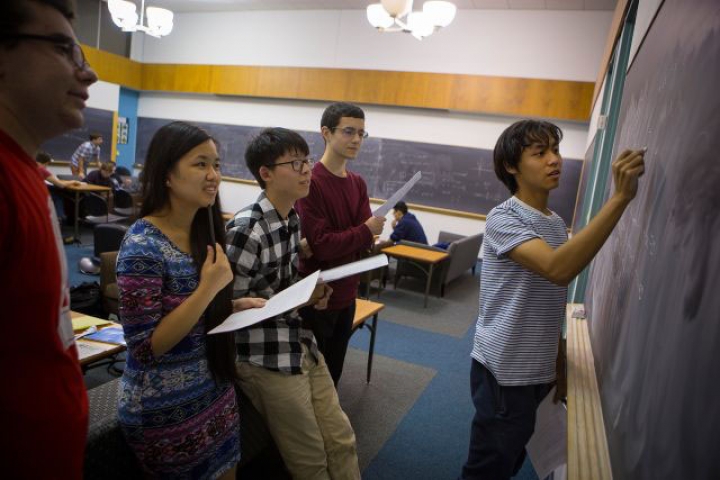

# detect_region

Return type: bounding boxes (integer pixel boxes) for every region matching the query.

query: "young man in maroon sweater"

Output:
[296,102,386,386]
[0,1,98,478]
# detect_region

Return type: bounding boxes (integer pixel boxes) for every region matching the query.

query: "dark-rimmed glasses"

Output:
[332,126,369,139]
[271,157,314,172]
[0,33,90,71]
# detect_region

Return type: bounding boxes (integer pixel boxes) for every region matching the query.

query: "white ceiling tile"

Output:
[546,0,584,10]
[471,0,510,8]
[584,0,617,10]
[507,0,546,10]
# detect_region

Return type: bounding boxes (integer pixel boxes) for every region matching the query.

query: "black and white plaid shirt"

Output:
[226,192,318,374]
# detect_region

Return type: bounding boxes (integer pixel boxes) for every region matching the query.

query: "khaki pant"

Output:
[237,346,360,480]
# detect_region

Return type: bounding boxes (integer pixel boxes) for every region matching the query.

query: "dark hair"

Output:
[245,127,310,189]
[493,119,563,194]
[0,1,75,37]
[115,166,131,177]
[89,132,102,141]
[393,201,408,215]
[36,151,52,165]
[140,121,236,383]
[320,102,365,131]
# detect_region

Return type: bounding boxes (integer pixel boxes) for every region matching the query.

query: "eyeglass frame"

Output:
[0,33,90,71]
[331,126,369,139]
[268,157,314,172]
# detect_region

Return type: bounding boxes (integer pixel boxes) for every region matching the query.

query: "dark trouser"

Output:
[461,360,552,480]
[300,303,356,386]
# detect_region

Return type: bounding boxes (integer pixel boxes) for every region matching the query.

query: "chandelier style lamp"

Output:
[108,0,174,37]
[367,0,457,40]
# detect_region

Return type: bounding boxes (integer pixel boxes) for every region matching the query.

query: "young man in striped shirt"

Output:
[226,127,360,480]
[461,120,646,480]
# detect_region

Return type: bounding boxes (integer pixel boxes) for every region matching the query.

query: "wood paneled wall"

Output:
[83,45,594,121]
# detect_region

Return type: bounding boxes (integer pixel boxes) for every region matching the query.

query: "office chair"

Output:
[78,223,128,275]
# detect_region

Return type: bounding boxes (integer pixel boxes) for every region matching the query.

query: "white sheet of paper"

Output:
[372,171,422,218]
[527,387,567,480]
[318,254,388,283]
[209,271,320,334]
[76,340,116,360]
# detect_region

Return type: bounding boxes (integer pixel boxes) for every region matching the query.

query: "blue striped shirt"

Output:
[471,197,568,386]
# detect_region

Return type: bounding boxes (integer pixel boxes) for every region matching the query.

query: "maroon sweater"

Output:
[296,162,374,310]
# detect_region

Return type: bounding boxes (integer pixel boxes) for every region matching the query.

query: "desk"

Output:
[72,311,126,371]
[64,184,111,242]
[352,298,384,383]
[381,244,449,308]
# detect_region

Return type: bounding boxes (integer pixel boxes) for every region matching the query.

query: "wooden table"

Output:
[72,311,126,371]
[64,184,112,242]
[352,298,384,383]
[381,244,449,308]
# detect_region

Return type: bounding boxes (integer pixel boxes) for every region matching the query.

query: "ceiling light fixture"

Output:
[367,0,456,40]
[108,0,174,38]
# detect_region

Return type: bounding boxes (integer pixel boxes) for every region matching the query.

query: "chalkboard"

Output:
[585,1,720,478]
[41,107,113,163]
[136,117,582,223]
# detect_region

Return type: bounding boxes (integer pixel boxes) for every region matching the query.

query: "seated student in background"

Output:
[460,120,645,480]
[226,127,361,480]
[389,201,427,244]
[116,121,264,479]
[85,161,118,189]
[36,151,80,225]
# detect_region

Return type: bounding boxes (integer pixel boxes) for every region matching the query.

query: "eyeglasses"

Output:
[271,157,314,172]
[332,127,369,139]
[0,33,90,71]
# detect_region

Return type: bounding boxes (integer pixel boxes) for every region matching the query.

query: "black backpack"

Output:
[70,281,102,315]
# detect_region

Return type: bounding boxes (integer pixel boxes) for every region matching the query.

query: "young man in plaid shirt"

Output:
[226,127,360,480]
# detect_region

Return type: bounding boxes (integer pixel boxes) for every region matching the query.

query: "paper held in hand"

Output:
[209,254,389,334]
[209,271,320,335]
[318,254,388,283]
[372,171,422,218]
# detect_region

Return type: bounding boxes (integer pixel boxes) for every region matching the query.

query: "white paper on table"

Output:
[209,271,320,334]
[526,386,567,480]
[372,171,422,218]
[318,254,388,283]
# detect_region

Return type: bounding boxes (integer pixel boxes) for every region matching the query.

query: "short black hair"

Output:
[36,151,52,165]
[493,119,563,194]
[89,132,102,141]
[245,127,310,189]
[0,1,76,37]
[321,102,365,131]
[393,201,408,215]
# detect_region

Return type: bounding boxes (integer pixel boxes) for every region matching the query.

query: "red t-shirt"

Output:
[296,162,374,309]
[0,129,88,478]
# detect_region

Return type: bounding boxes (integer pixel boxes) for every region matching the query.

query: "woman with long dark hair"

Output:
[116,121,264,478]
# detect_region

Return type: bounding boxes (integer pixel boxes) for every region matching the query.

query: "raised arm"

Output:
[509,149,645,285]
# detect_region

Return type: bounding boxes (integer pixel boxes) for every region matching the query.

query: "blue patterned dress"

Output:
[116,219,240,479]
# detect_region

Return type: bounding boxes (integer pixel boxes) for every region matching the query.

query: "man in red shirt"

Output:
[296,102,386,386]
[0,1,98,477]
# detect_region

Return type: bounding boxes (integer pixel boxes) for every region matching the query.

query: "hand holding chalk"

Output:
[611,148,646,202]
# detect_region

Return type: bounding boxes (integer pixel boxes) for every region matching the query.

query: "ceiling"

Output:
[138,0,618,14]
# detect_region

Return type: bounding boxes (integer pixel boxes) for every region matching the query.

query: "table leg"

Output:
[424,263,435,308]
[367,313,378,383]
[73,190,80,243]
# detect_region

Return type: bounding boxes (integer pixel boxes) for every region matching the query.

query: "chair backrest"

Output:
[83,193,108,216]
[94,224,128,257]
[444,233,483,284]
[113,189,133,209]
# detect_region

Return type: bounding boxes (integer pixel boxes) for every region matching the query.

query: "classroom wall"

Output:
[138,92,589,243]
[87,80,120,112]
[136,9,612,82]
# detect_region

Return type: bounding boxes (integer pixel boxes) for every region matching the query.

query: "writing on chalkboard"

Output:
[136,117,582,223]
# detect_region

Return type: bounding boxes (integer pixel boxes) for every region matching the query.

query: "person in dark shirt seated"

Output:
[390,201,428,244]
[85,161,118,189]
